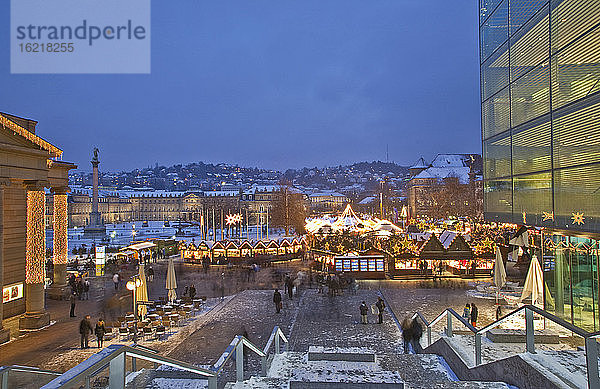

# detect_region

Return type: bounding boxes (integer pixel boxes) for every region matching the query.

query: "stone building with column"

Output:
[0,112,75,342]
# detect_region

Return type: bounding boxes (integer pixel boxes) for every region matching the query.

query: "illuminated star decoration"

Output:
[571,212,585,225]
[522,211,527,224]
[542,211,554,222]
[336,244,345,254]
[400,236,412,249]
[481,238,494,250]
[225,213,242,225]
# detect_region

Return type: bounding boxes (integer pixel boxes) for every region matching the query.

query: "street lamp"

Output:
[126,276,142,344]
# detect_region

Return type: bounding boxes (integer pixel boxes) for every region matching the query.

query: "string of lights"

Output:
[53,193,68,265]
[26,190,46,284]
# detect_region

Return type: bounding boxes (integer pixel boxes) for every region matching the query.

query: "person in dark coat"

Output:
[273,289,282,313]
[69,292,77,317]
[410,318,423,353]
[285,277,293,299]
[95,318,106,348]
[79,315,93,348]
[189,284,196,300]
[375,297,385,324]
[359,301,368,324]
[147,266,154,282]
[470,303,479,327]
[401,318,413,354]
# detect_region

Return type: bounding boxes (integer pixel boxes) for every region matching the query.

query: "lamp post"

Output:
[126,275,142,344]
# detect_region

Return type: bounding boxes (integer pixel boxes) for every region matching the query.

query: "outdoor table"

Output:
[169,314,180,326]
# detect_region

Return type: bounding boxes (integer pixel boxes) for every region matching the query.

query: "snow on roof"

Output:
[309,191,346,198]
[410,157,429,169]
[430,154,470,168]
[358,196,376,205]
[413,166,471,184]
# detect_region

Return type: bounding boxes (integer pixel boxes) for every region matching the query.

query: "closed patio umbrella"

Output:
[166,257,177,303]
[520,255,544,306]
[494,246,507,304]
[137,264,148,318]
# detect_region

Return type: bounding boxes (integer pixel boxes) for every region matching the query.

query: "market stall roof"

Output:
[116,250,135,257]
[125,242,156,251]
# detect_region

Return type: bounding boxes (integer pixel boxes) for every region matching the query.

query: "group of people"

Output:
[183,284,197,300]
[463,303,479,327]
[359,297,386,324]
[78,315,108,349]
[68,274,90,300]
[316,273,357,296]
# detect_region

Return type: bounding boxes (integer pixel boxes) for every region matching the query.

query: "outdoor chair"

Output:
[117,316,126,324]
[118,327,129,341]
[142,327,153,340]
[162,319,172,333]
[155,325,165,340]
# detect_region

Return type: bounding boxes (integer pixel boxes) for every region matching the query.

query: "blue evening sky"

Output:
[0,1,481,172]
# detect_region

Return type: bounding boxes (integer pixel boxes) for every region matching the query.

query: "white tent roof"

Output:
[125,242,156,251]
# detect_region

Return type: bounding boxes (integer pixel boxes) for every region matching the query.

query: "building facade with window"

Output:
[480,0,600,330]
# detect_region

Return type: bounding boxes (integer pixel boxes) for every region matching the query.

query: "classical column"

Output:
[48,186,70,300]
[19,180,50,330]
[0,178,11,343]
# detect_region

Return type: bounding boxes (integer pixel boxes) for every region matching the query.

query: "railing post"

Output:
[427,326,432,346]
[131,356,137,373]
[109,352,126,389]
[235,339,244,382]
[275,334,281,354]
[208,375,217,389]
[475,333,482,366]
[1,369,8,389]
[585,337,599,389]
[525,308,535,354]
[261,355,268,376]
[446,312,453,337]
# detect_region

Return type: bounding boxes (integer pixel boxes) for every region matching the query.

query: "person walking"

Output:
[189,284,196,300]
[410,318,424,353]
[147,266,154,282]
[375,297,385,324]
[401,318,413,354]
[286,277,293,299]
[95,318,106,348]
[113,273,120,290]
[273,289,282,313]
[79,315,93,349]
[496,305,502,321]
[83,278,90,300]
[69,292,77,317]
[470,303,478,327]
[359,301,368,324]
[462,303,471,320]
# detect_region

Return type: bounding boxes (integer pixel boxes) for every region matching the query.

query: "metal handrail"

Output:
[40,344,217,389]
[413,304,600,389]
[12,326,289,389]
[0,365,61,389]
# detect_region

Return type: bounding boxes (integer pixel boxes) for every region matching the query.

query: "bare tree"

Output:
[270,180,307,235]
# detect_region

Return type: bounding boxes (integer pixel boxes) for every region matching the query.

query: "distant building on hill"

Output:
[407,154,482,219]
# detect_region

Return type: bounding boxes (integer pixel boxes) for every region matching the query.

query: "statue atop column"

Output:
[84,147,106,238]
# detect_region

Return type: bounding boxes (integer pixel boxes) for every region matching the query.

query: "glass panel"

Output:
[511,60,550,126]
[481,0,505,23]
[512,119,551,174]
[484,133,512,178]
[482,41,510,100]
[554,163,600,232]
[509,4,549,81]
[481,0,509,62]
[570,237,598,331]
[551,24,600,109]
[553,102,600,169]
[551,0,600,53]
[544,235,573,325]
[482,86,511,139]
[484,177,512,215]
[510,0,549,35]
[512,172,552,225]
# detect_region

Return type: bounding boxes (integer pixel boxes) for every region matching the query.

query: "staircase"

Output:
[224,347,510,389]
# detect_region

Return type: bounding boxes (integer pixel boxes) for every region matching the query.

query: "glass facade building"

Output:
[479,0,600,330]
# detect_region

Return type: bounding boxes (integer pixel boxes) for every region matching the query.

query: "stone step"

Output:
[378,353,456,383]
[290,382,403,388]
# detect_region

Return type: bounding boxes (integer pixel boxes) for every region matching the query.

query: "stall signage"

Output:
[95,246,106,265]
[3,283,23,303]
